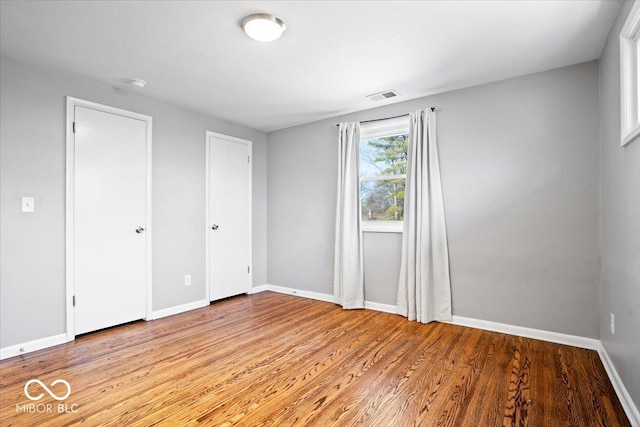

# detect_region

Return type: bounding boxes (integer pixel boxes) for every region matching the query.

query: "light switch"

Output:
[21,197,35,213]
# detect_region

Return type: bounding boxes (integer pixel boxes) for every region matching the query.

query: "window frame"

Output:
[359,116,409,233]
[620,0,640,147]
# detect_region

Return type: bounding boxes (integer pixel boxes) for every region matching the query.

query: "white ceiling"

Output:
[0,1,621,133]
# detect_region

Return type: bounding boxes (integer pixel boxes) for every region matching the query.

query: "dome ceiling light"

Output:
[241,13,286,42]
[129,79,147,88]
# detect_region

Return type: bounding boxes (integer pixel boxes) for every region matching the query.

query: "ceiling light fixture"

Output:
[129,79,147,88]
[241,13,286,42]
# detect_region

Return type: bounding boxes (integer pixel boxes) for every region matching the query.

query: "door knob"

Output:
[135,227,145,233]
[211,224,219,230]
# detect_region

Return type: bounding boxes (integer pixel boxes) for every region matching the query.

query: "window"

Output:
[359,116,409,232]
[620,1,640,146]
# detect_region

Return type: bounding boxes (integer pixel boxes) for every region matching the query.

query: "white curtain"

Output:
[334,122,364,309]
[397,109,452,323]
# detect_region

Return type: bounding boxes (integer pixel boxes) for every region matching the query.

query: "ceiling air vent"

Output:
[366,90,399,101]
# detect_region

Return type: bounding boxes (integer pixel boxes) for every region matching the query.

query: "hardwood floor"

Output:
[0,292,630,426]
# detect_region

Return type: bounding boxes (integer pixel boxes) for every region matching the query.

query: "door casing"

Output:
[65,96,153,341]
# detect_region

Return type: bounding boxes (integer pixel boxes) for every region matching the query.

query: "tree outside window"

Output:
[360,133,408,221]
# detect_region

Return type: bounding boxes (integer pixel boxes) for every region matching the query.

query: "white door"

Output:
[207,132,252,301]
[72,103,150,335]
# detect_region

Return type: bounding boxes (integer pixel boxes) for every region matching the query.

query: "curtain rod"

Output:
[335,107,436,127]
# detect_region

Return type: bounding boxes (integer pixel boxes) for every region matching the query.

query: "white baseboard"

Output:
[150,299,209,320]
[259,284,337,303]
[364,300,397,314]
[257,285,601,351]
[258,284,396,314]
[0,333,68,360]
[597,343,640,426]
[448,315,601,350]
[249,284,269,294]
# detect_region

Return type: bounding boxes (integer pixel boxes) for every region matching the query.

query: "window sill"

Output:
[362,221,403,233]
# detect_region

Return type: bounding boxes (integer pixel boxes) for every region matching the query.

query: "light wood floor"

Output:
[0,292,630,426]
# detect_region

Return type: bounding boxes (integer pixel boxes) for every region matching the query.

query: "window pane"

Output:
[360,134,408,177]
[361,179,405,221]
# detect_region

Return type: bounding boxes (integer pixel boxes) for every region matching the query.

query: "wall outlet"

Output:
[21,196,35,213]
[184,274,192,287]
[610,313,615,335]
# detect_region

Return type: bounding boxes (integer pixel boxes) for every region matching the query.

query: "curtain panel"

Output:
[334,122,365,309]
[397,109,452,323]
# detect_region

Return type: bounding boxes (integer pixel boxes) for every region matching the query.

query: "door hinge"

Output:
[73,295,76,307]
[248,266,250,274]
[248,155,250,163]
[72,122,76,133]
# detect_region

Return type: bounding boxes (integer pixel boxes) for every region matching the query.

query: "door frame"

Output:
[205,131,252,302]
[65,96,153,341]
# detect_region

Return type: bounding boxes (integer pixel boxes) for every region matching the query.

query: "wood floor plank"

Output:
[0,292,631,426]
[458,332,509,426]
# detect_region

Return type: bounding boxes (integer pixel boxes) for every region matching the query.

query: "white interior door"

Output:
[72,103,150,335]
[207,132,252,301]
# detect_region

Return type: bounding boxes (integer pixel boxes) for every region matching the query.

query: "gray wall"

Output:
[268,61,601,338]
[599,0,640,410]
[0,56,267,348]
[363,232,402,306]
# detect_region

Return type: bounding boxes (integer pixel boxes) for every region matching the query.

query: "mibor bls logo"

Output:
[16,379,79,414]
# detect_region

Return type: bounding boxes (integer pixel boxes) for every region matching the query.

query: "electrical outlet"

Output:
[610,313,615,335]
[184,275,191,287]
[21,196,35,213]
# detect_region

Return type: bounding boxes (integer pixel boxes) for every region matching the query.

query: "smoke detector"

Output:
[366,90,399,101]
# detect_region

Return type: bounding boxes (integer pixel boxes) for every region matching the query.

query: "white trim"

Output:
[361,174,406,182]
[65,97,153,341]
[149,299,209,321]
[597,344,640,426]
[363,300,397,314]
[447,315,600,350]
[362,220,403,233]
[360,115,410,140]
[260,284,338,304]
[65,100,75,342]
[205,131,253,302]
[249,284,269,294]
[0,334,67,360]
[146,116,153,322]
[256,284,396,313]
[620,0,640,146]
[258,285,605,351]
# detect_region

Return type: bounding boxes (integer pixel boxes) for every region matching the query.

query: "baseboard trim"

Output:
[259,284,337,304]
[597,343,640,426]
[257,286,601,351]
[255,286,601,352]
[0,333,68,360]
[249,284,269,294]
[364,300,397,314]
[448,315,601,350]
[150,299,209,320]
[258,285,398,313]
